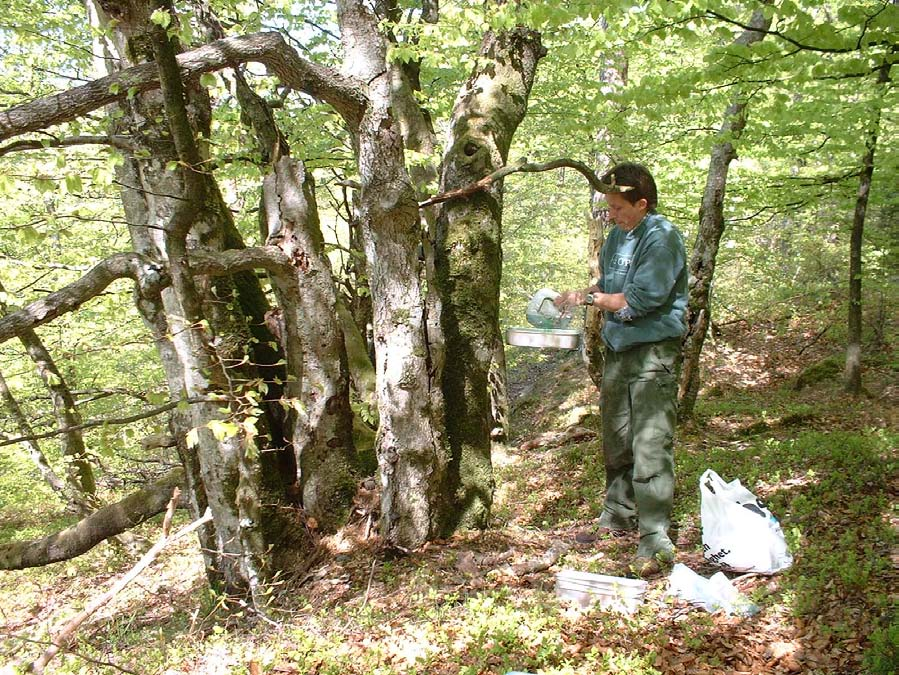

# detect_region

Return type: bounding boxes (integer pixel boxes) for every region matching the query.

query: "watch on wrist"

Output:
[584,293,595,306]
[614,304,635,322]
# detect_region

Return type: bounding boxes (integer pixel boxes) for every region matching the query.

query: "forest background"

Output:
[0,0,896,673]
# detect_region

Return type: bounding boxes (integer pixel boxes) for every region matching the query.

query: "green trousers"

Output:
[599,338,680,558]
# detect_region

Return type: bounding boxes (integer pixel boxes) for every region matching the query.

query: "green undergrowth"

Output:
[0,445,75,541]
[1,347,896,674]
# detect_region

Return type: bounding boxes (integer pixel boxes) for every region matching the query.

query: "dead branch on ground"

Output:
[519,425,596,452]
[29,502,211,674]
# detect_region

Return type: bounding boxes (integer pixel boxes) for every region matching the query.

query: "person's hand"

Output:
[554,290,581,310]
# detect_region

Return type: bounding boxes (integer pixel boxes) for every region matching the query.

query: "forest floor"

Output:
[1,320,896,674]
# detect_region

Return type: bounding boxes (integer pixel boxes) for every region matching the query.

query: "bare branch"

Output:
[0,246,295,347]
[188,246,294,277]
[1,275,99,496]
[0,32,367,143]
[704,8,883,54]
[0,368,67,494]
[419,157,632,208]
[0,257,92,272]
[0,397,212,448]
[0,134,137,157]
[302,18,342,42]
[151,20,206,244]
[0,23,105,61]
[0,253,168,344]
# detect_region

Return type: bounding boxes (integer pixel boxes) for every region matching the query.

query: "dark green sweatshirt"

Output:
[598,211,688,352]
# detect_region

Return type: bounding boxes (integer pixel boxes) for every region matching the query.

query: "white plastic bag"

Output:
[700,469,793,574]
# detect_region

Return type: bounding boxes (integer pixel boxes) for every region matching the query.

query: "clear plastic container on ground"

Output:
[555,569,648,613]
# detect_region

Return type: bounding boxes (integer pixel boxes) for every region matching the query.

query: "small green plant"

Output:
[862,619,899,675]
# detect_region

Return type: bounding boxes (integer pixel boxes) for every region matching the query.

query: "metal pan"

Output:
[505,327,582,350]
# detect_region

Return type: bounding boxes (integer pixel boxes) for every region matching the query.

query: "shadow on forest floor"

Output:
[1,321,896,674]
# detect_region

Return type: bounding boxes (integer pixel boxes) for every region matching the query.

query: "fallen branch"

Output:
[1,634,139,675]
[497,540,571,577]
[29,503,212,674]
[418,157,632,209]
[361,559,377,609]
[519,425,596,452]
[797,322,831,355]
[731,571,765,589]
[0,468,185,570]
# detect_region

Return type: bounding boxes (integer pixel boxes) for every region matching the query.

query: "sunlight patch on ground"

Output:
[379,624,438,669]
[703,341,774,388]
[492,442,521,468]
[177,641,240,675]
[755,471,819,498]
[562,402,598,427]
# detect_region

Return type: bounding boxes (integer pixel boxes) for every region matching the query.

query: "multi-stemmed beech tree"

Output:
[0,0,543,600]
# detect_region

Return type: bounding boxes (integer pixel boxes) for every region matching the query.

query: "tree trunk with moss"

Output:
[91,0,222,584]
[152,14,291,601]
[338,0,449,549]
[92,0,307,597]
[844,60,891,395]
[262,157,358,530]
[678,9,770,419]
[432,27,545,531]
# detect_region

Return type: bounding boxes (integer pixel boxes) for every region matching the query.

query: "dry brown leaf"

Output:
[271,663,299,674]
[454,551,480,576]
[565,642,584,655]
[784,655,804,672]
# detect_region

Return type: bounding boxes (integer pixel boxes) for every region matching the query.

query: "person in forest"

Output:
[555,162,688,577]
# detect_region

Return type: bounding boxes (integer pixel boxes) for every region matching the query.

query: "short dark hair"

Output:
[601,162,658,211]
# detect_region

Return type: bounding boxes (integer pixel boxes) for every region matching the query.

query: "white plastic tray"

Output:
[505,327,582,350]
[555,569,648,613]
